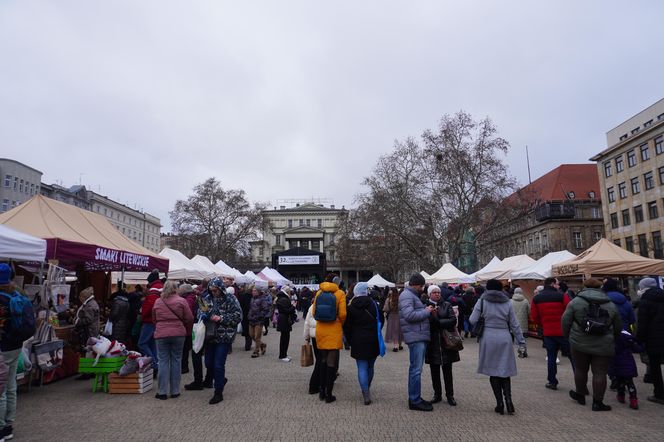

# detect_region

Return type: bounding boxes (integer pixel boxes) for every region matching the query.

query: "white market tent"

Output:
[366,273,396,288]
[160,248,207,280]
[420,271,431,280]
[427,263,475,284]
[468,256,501,281]
[244,270,259,281]
[476,254,536,281]
[191,255,223,279]
[0,224,47,262]
[511,250,576,280]
[258,266,292,285]
[215,259,241,278]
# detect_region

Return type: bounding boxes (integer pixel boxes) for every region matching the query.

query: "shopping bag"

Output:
[374,301,386,357]
[102,321,113,337]
[237,322,243,334]
[300,343,313,367]
[192,319,205,353]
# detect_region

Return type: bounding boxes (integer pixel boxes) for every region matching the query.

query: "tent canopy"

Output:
[258,267,291,285]
[511,250,576,280]
[0,195,168,271]
[420,271,431,280]
[0,224,47,262]
[191,255,223,279]
[215,259,241,278]
[427,263,475,284]
[469,256,501,280]
[476,254,536,281]
[552,238,664,277]
[159,248,206,280]
[366,274,395,288]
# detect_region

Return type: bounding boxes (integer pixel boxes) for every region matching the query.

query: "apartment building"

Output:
[0,158,42,213]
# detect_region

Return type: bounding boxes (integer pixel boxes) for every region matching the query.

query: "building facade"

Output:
[591,98,664,258]
[40,184,91,210]
[478,164,605,266]
[0,159,42,213]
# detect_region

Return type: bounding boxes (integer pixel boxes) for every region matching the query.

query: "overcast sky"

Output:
[1,1,663,231]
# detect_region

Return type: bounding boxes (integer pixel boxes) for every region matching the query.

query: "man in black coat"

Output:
[275,286,296,362]
[636,278,664,405]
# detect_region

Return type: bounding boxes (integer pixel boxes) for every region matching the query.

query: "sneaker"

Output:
[280,357,291,362]
[209,392,223,404]
[629,398,639,410]
[1,425,13,440]
[647,396,664,405]
[155,394,168,400]
[408,401,433,412]
[545,383,558,391]
[185,381,204,391]
[251,353,259,358]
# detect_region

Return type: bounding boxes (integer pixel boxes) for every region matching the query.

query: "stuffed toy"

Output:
[104,340,127,358]
[137,356,153,373]
[86,336,112,366]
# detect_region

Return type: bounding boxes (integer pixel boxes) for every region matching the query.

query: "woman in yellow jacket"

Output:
[313,274,347,403]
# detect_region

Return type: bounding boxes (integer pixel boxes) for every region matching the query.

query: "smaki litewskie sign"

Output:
[278,255,320,265]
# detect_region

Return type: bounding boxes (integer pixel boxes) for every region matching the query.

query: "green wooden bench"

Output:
[78,357,126,393]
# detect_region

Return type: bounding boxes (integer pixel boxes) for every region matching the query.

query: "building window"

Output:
[30,183,35,195]
[589,191,596,199]
[276,234,281,246]
[622,209,631,226]
[626,237,634,252]
[656,136,664,155]
[618,182,627,199]
[640,143,650,161]
[573,232,583,249]
[659,166,664,185]
[648,201,659,219]
[615,156,624,172]
[13,177,18,190]
[3,175,10,187]
[620,134,628,141]
[591,207,601,218]
[19,180,23,193]
[607,187,615,203]
[1,199,8,212]
[306,219,311,227]
[634,205,644,223]
[330,233,336,245]
[593,231,602,243]
[311,240,320,251]
[288,219,292,228]
[627,150,636,167]
[638,234,649,257]
[644,171,655,190]
[610,213,618,229]
[299,219,304,226]
[604,160,612,177]
[613,239,621,247]
[317,219,322,228]
[644,119,653,128]
[654,231,664,259]
[631,127,640,135]
[631,177,640,195]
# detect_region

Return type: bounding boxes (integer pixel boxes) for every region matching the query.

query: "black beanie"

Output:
[147,269,160,284]
[409,273,426,286]
[486,279,503,291]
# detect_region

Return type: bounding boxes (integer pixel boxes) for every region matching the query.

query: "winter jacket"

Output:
[275,291,296,333]
[248,293,272,325]
[313,282,347,350]
[198,292,242,344]
[0,289,33,351]
[153,296,194,339]
[398,287,431,345]
[237,289,252,337]
[561,288,622,357]
[303,305,317,340]
[141,280,164,324]
[606,291,635,332]
[425,301,460,366]
[74,296,100,348]
[531,286,570,336]
[511,293,530,335]
[636,287,664,354]
[109,293,131,345]
[609,331,643,379]
[343,296,383,361]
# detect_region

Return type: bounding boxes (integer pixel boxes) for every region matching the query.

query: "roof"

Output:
[476,254,536,281]
[511,250,576,280]
[507,164,600,204]
[427,263,474,284]
[263,203,346,214]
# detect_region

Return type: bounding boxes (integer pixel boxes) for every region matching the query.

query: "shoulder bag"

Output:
[471,299,485,340]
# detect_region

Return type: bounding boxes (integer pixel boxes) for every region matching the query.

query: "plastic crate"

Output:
[78,356,127,393]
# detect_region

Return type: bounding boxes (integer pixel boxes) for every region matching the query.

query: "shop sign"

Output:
[278,255,320,265]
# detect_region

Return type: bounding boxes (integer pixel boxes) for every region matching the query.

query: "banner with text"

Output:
[278,255,320,265]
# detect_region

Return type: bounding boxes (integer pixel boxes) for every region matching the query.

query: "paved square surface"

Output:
[15,319,664,441]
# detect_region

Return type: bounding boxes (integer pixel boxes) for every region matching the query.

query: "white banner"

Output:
[278,255,320,265]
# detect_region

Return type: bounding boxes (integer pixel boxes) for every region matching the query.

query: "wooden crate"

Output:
[108,369,153,394]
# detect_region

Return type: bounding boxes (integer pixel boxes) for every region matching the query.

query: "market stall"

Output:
[468,256,501,282]
[0,223,47,262]
[366,273,396,288]
[427,263,475,284]
[159,248,207,280]
[511,250,576,298]
[475,254,536,282]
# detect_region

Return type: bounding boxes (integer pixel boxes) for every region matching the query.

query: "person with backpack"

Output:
[312,273,347,403]
[562,278,622,411]
[635,277,664,405]
[0,263,36,441]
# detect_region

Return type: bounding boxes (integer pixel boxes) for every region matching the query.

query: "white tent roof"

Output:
[476,254,536,281]
[191,255,223,278]
[420,271,431,279]
[0,224,47,262]
[244,270,259,281]
[160,248,207,280]
[258,267,291,285]
[366,274,395,288]
[511,250,577,280]
[214,259,241,278]
[469,256,501,280]
[427,263,475,284]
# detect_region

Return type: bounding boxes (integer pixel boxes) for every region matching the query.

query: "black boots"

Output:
[325,367,336,403]
[490,377,504,415]
[362,390,372,405]
[503,378,515,415]
[209,391,223,404]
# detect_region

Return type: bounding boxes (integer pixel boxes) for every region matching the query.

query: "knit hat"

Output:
[177,283,193,295]
[80,286,94,299]
[486,279,503,291]
[226,286,235,296]
[0,263,11,285]
[583,278,602,288]
[208,277,225,293]
[427,285,441,296]
[638,277,657,290]
[147,269,160,284]
[332,276,342,286]
[353,282,369,297]
[514,287,523,295]
[409,273,426,287]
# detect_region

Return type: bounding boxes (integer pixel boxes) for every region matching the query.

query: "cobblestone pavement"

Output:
[16,319,664,441]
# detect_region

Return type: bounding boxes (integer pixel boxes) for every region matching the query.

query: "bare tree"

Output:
[169,178,266,263]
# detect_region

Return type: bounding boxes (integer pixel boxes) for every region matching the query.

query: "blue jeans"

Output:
[138,323,158,370]
[407,341,427,403]
[0,349,21,427]
[356,358,377,392]
[543,336,574,385]
[205,342,230,392]
[156,336,185,395]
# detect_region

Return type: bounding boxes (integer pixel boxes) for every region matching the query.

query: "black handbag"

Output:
[204,319,220,344]
[471,300,485,340]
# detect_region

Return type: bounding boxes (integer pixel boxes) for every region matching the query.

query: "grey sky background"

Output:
[1,1,663,232]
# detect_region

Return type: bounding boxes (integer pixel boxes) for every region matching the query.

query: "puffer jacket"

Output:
[398,287,431,344]
[109,293,131,344]
[248,293,272,325]
[141,280,163,324]
[198,292,242,344]
[636,287,664,354]
[606,291,635,331]
[531,286,570,336]
[303,305,317,340]
[561,288,622,356]
[511,293,530,335]
[313,282,347,350]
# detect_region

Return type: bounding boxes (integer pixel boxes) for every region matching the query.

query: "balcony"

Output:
[535,201,575,222]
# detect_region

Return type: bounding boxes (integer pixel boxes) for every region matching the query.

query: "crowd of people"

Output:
[2,262,664,441]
